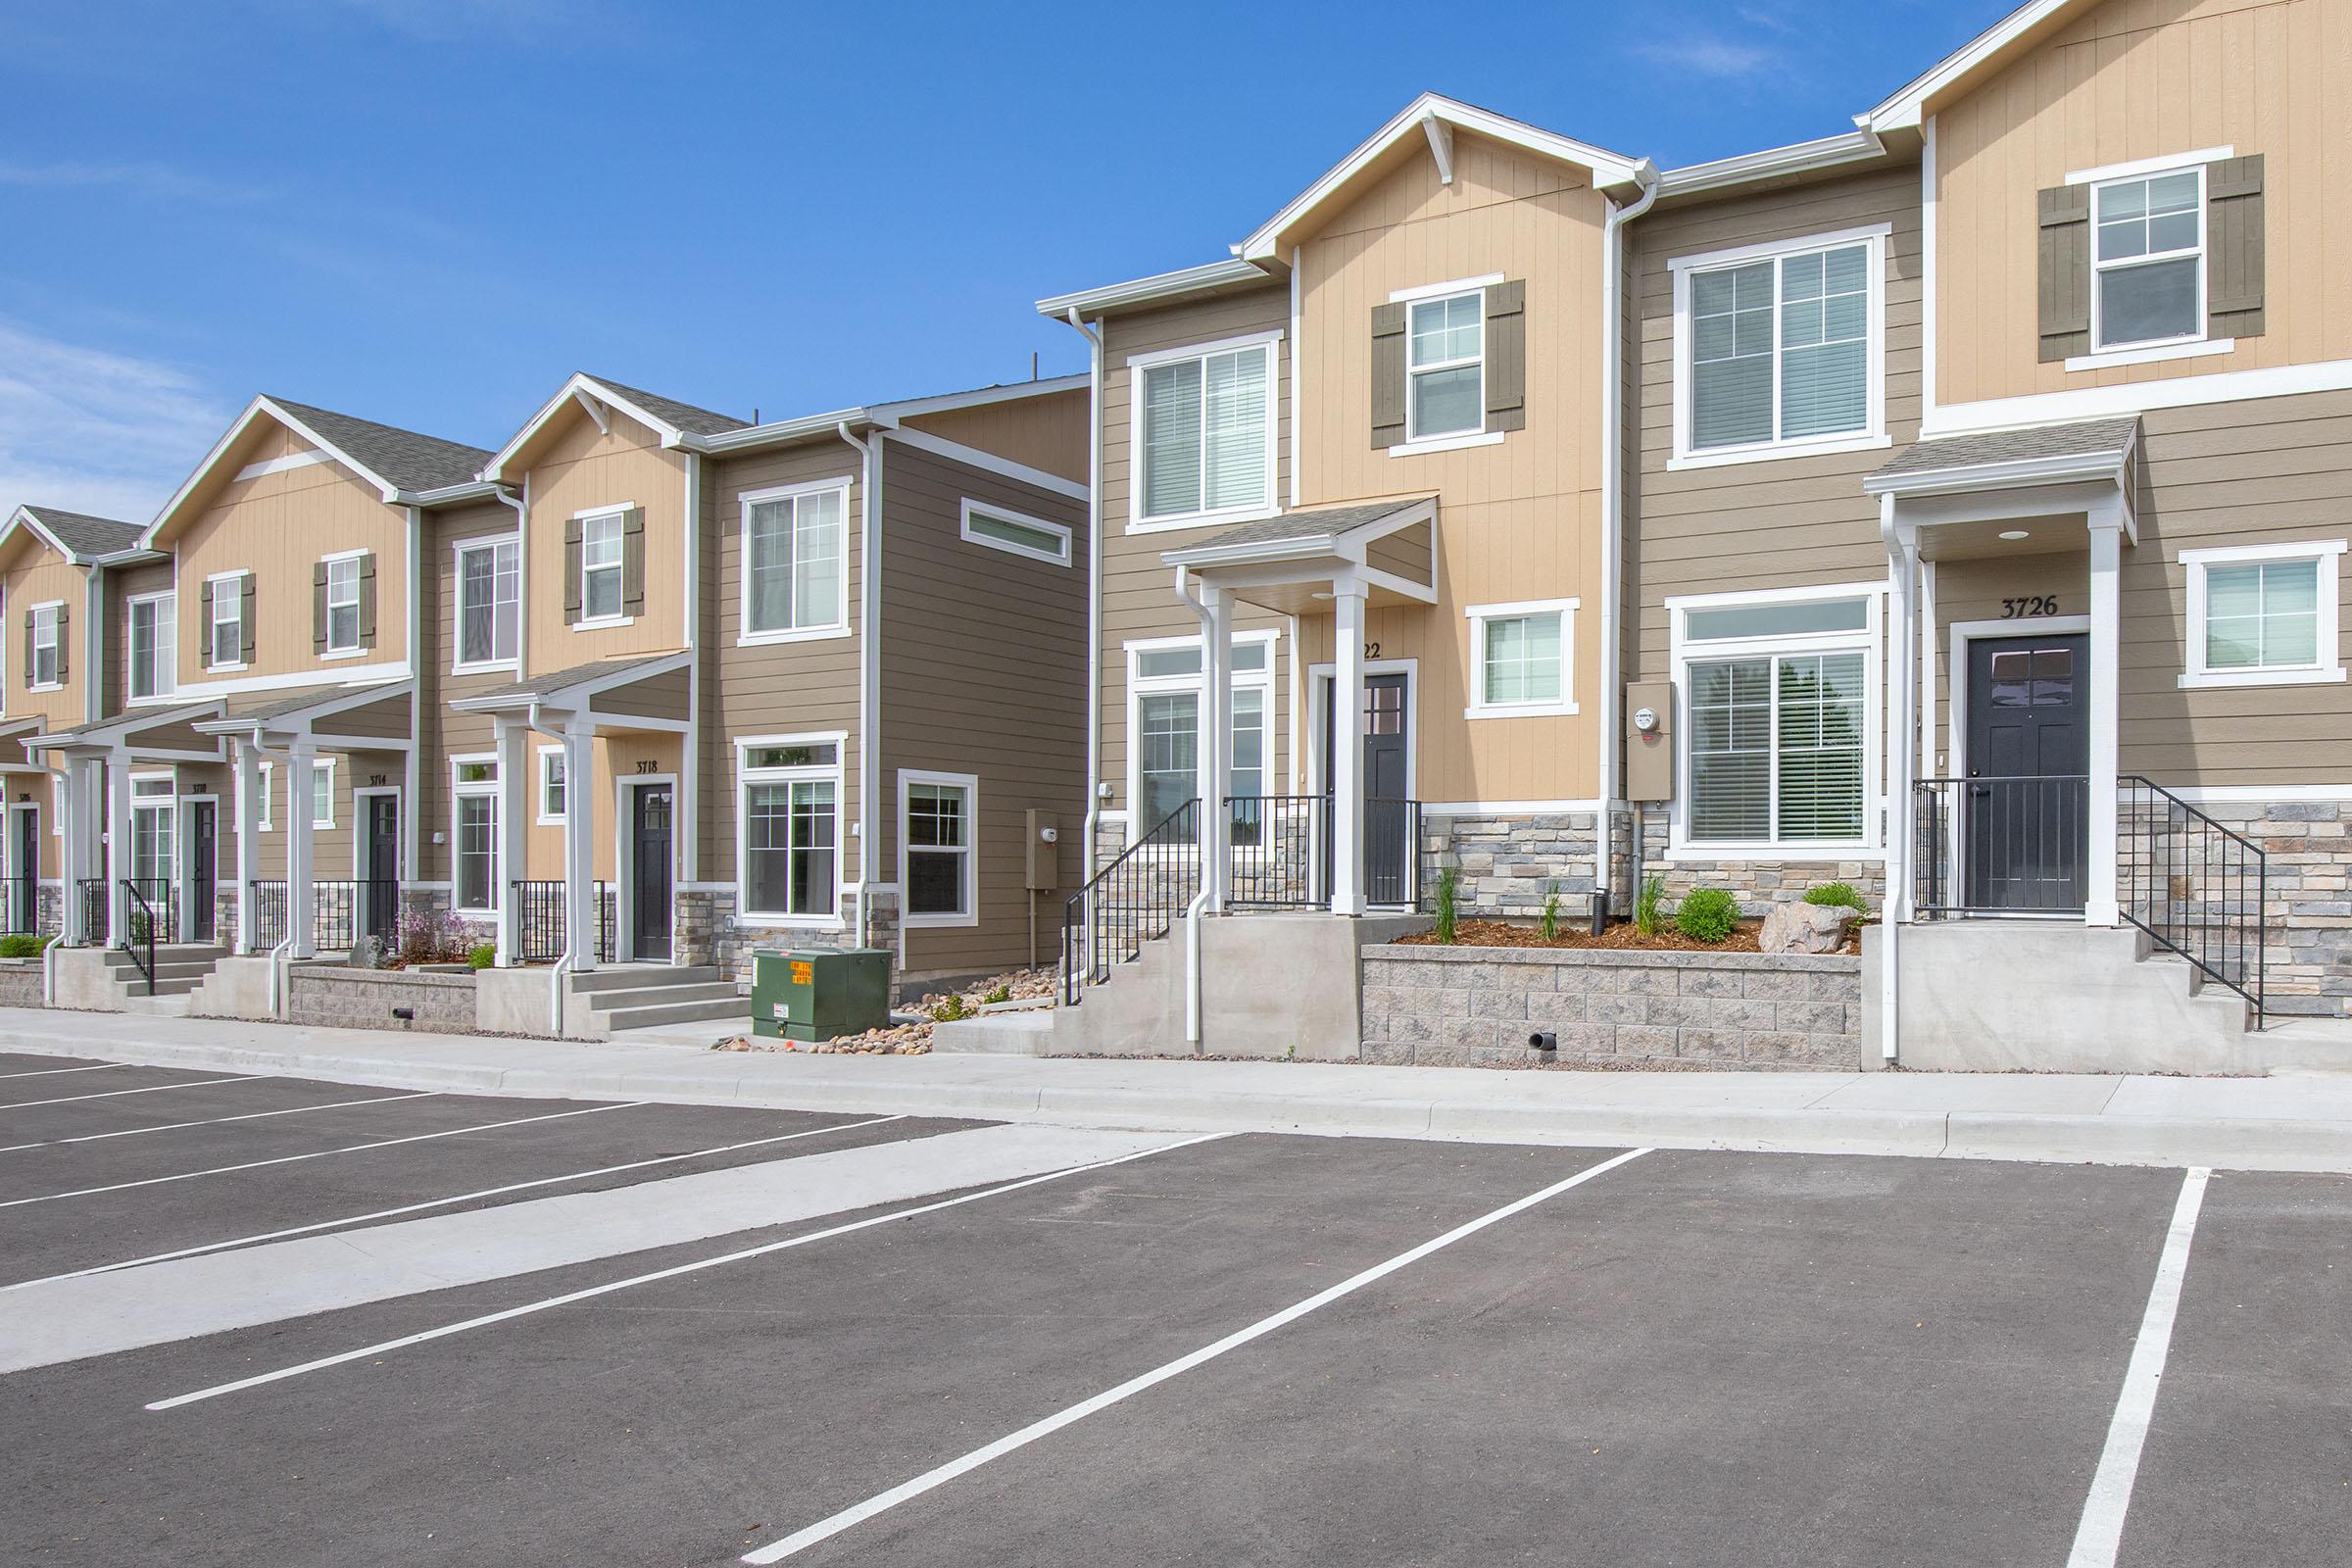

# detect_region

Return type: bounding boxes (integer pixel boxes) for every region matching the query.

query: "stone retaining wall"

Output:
[0,960,42,1007]
[286,965,478,1033]
[1361,945,1863,1070]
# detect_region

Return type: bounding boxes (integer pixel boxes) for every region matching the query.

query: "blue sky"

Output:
[0,0,2010,523]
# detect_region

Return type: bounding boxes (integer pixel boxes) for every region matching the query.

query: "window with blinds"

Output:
[1138,341,1273,523]
[1680,234,1877,461]
[1678,590,1875,849]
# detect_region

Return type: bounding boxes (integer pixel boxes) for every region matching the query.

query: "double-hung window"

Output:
[311,760,335,829]
[1675,227,1885,465]
[2180,540,2347,689]
[1126,634,1274,843]
[1673,588,1880,854]
[741,482,848,640]
[322,555,362,654]
[455,537,519,669]
[580,513,625,622]
[1408,291,1484,441]
[209,573,245,669]
[1466,599,1576,718]
[903,772,976,925]
[538,748,566,824]
[451,758,499,915]
[126,592,175,701]
[28,604,61,690]
[739,737,841,922]
[2093,168,2203,352]
[1133,335,1276,527]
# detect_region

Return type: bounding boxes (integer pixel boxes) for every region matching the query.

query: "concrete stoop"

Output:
[52,943,228,1015]
[564,965,747,1037]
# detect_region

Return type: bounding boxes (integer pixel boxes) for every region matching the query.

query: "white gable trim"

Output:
[1862,0,2083,133]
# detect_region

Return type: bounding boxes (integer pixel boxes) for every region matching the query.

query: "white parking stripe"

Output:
[0,1074,267,1110]
[8,1113,908,1290]
[0,1062,126,1081]
[740,1145,1652,1564]
[145,1132,1231,1411]
[2065,1165,2212,1568]
[0,1102,644,1209]
[0,1092,443,1153]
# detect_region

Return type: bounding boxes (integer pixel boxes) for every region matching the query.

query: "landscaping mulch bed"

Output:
[713,965,1058,1056]
[1395,918,1769,953]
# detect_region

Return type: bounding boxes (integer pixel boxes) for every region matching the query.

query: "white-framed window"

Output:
[27,602,61,691]
[125,591,175,702]
[901,770,977,927]
[737,734,842,923]
[451,756,499,916]
[958,498,1071,567]
[2180,540,2347,689]
[455,536,519,670]
[128,775,175,887]
[256,761,275,831]
[1465,599,1577,718]
[2092,165,2205,353]
[311,759,336,829]
[1669,584,1883,858]
[740,480,850,643]
[208,572,246,669]
[578,509,626,623]
[1124,631,1276,843]
[1408,290,1485,442]
[322,553,363,655]
[1129,332,1279,531]
[537,747,567,824]
[1670,224,1887,468]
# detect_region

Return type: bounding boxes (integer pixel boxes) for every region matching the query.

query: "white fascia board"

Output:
[144,394,415,551]
[1862,447,2132,498]
[691,406,878,454]
[1656,129,1888,198]
[871,373,1091,419]
[1034,258,1277,319]
[481,373,694,480]
[1860,0,2082,133]
[0,508,75,566]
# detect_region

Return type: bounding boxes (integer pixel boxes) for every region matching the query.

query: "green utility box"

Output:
[750,948,893,1043]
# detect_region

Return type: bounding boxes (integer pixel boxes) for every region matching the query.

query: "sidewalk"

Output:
[4,1006,2349,1172]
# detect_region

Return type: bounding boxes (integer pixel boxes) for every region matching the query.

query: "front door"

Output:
[186,801,216,944]
[1965,633,2090,910]
[1322,672,1412,905]
[631,783,673,961]
[364,794,401,940]
[12,807,36,934]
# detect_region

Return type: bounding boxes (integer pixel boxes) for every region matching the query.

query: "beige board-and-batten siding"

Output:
[517,404,690,670]
[1,540,90,732]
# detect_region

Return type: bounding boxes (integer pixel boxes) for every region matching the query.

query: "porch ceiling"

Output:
[448,651,691,733]
[1161,496,1438,612]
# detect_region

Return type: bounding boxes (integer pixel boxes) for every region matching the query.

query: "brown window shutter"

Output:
[2037,183,2092,363]
[1484,279,1527,433]
[199,579,214,666]
[621,508,646,617]
[313,562,329,651]
[564,517,583,624]
[358,552,377,649]
[1370,302,1407,449]
[21,611,30,686]
[55,603,67,680]
[240,575,256,662]
[2207,154,2265,340]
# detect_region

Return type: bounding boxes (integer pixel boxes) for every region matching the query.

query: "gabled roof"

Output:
[481,372,748,480]
[4,505,146,565]
[580,376,750,438]
[194,678,414,740]
[1864,415,2140,497]
[1159,496,1437,568]
[1861,0,2091,133]
[447,651,691,712]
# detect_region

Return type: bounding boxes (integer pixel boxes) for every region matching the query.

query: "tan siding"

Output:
[2,545,90,731]
[519,406,690,669]
[419,499,514,888]
[900,388,1090,483]
[1935,0,2352,407]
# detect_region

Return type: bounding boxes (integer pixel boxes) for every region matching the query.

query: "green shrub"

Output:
[0,933,46,959]
[930,994,971,1023]
[1432,866,1461,945]
[1635,874,1666,938]
[466,943,496,970]
[1673,887,1741,944]
[1537,880,1561,942]
[981,983,1011,1005]
[1804,882,1868,916]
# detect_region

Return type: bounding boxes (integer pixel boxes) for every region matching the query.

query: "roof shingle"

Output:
[20,506,144,561]
[268,397,494,493]
[1871,416,2140,483]
[585,376,751,437]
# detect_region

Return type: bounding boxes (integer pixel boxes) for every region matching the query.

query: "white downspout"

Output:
[1596,168,1660,921]
[1175,566,1214,1048]
[493,482,529,684]
[1059,308,1105,912]
[837,421,882,950]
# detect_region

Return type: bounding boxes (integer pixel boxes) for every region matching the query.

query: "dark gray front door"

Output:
[364,795,400,939]
[187,801,216,944]
[13,807,36,933]
[1965,633,2089,910]
[1323,672,1412,904]
[632,784,673,961]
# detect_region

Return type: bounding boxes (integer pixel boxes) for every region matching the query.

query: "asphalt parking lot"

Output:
[1,1052,2345,1567]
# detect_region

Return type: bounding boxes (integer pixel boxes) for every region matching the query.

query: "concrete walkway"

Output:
[4,1007,2349,1173]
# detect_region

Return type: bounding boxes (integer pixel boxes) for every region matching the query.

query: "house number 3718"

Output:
[2001,596,2060,618]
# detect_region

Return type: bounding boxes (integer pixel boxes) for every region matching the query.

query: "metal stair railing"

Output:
[119,879,157,996]
[2121,775,2268,1020]
[1061,800,1200,1006]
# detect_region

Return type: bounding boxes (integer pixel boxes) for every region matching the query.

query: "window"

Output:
[128,787,174,886]
[2181,541,2347,689]
[256,762,275,830]
[739,736,842,922]
[322,555,362,654]
[126,592,174,701]
[903,774,976,925]
[1134,336,1276,526]
[311,760,335,828]
[456,537,519,668]
[1125,633,1276,843]
[1408,292,1484,441]
[1672,587,1880,854]
[1466,600,1576,718]
[741,482,848,640]
[28,604,60,689]
[580,512,625,622]
[2094,168,2203,352]
[538,748,566,824]
[451,757,499,915]
[959,499,1071,567]
[1674,227,1886,465]
[209,574,245,669]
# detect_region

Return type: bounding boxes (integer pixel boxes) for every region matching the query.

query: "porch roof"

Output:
[448,651,691,730]
[1160,497,1438,613]
[194,678,414,748]
[1864,416,2140,498]
[25,700,224,758]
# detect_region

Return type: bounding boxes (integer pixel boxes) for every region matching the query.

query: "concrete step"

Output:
[567,965,718,994]
[583,981,739,1012]
[597,995,750,1033]
[932,1012,1053,1055]
[103,945,228,968]
[115,976,204,999]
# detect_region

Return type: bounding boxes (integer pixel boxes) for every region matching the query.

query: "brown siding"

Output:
[103,559,174,715]
[419,498,516,890]
[900,388,1090,484]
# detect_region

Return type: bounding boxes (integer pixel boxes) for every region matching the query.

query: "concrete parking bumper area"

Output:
[2,1053,2345,1566]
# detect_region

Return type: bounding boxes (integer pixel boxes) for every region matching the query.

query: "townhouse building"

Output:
[1035,0,2352,1068]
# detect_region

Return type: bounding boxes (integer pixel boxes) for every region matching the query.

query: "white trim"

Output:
[1035,258,1272,320]
[613,772,679,964]
[1925,358,2352,437]
[1388,271,1506,305]
[1124,630,1280,826]
[1669,224,1889,468]
[1125,331,1282,532]
[1305,659,1421,908]
[2068,147,2234,186]
[1388,429,1506,460]
[1659,129,1886,197]
[737,477,853,646]
[733,730,848,928]
[1421,798,1608,815]
[24,600,62,693]
[307,757,337,830]
[1122,329,1285,370]
[450,533,520,675]
[172,662,409,698]
[1864,0,2073,132]
[122,589,176,704]
[2088,163,2207,357]
[2065,338,2233,373]
[350,784,401,884]
[256,760,276,831]
[536,745,566,826]
[1464,598,1579,719]
[448,752,501,918]
[1666,578,1892,612]
[877,426,1089,504]
[2174,784,2352,803]
[2178,539,2347,689]
[233,449,332,484]
[205,568,249,673]
[899,768,979,930]
[957,498,1071,567]
[1403,287,1486,444]
[1922,115,1938,429]
[1288,253,1302,512]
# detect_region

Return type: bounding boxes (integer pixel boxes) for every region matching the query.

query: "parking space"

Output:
[2,1057,2345,1568]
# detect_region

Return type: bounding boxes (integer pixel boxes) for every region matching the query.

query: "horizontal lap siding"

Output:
[420,499,516,888]
[900,389,1090,484]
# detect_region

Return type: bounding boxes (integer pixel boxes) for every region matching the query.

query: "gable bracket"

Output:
[572,388,612,437]
[1421,115,1454,185]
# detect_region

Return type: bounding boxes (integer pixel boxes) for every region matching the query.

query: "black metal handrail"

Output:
[1367,797,1425,910]
[1912,776,2090,916]
[75,878,105,947]
[123,876,178,946]
[249,879,289,950]
[119,879,157,995]
[1227,795,1324,910]
[2122,775,2267,1018]
[1061,800,1200,1006]
[510,879,616,964]
[2,870,36,936]
[312,881,363,952]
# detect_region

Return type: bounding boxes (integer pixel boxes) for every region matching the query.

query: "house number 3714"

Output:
[2001,596,2060,618]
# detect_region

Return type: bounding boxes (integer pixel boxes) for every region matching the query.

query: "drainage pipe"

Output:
[1056,308,1106,955]
[1176,566,1215,1049]
[1594,166,1660,921]
[836,421,882,950]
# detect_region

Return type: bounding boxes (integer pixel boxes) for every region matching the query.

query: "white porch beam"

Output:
[561,719,597,971]
[1330,580,1368,916]
[2086,515,2125,926]
[286,741,317,959]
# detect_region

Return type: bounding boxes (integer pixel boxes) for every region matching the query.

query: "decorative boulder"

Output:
[1758,902,1851,955]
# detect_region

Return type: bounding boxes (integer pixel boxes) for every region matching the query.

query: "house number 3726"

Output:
[2001,596,2060,618]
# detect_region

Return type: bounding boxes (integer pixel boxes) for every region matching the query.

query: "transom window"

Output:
[126,592,175,701]
[1677,230,1883,463]
[456,537,519,668]
[740,737,841,921]
[451,757,499,915]
[1466,600,1575,718]
[2181,541,2347,689]
[323,556,362,653]
[904,775,975,924]
[1407,292,1484,441]
[2093,169,2203,351]
[580,513,625,621]
[28,604,61,689]
[959,500,1070,567]
[1136,338,1274,525]
[743,483,848,638]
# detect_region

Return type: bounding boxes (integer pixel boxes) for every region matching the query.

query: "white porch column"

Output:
[1330,579,1367,916]
[104,747,129,947]
[492,715,529,966]
[59,760,86,946]
[233,739,259,955]
[1200,584,1234,914]
[2085,518,2124,926]
[561,719,597,970]
[1886,534,1919,925]
[286,741,318,959]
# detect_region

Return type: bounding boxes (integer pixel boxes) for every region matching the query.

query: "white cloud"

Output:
[0,319,231,528]
[0,161,268,204]
[1630,34,1779,77]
